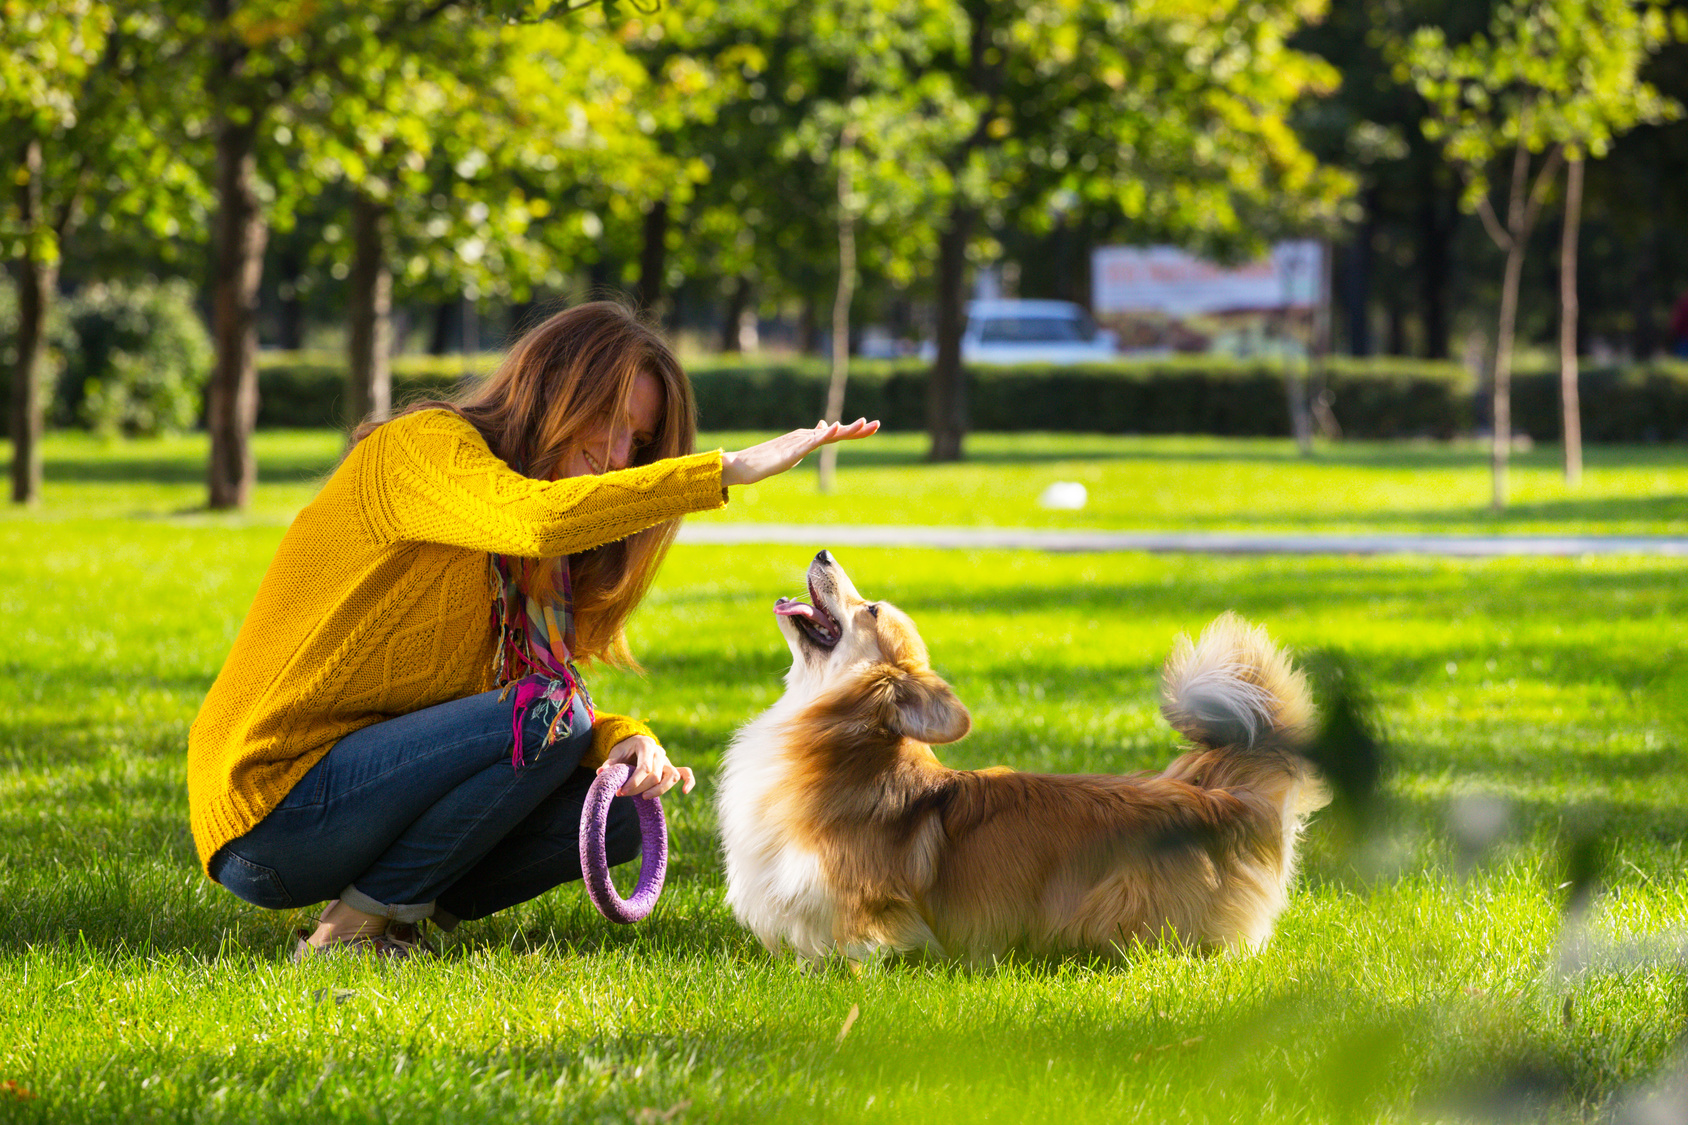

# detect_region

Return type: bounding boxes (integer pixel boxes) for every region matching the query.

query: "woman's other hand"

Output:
[720,418,881,487]
[601,734,695,798]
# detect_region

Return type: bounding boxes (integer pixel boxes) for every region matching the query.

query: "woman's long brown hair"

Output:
[349,301,697,668]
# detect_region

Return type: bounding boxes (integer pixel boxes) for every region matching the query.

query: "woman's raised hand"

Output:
[720,418,881,488]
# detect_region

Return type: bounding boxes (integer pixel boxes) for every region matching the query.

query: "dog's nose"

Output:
[815,549,833,566]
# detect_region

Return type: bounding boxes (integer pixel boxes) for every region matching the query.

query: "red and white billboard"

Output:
[1092,241,1322,316]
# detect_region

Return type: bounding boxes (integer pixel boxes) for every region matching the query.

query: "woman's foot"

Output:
[305,898,387,949]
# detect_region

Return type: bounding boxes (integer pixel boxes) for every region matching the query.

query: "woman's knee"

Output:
[514,694,596,779]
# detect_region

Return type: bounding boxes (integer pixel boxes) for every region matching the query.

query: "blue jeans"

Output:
[209,689,641,923]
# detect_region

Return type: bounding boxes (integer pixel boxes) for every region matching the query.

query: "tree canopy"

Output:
[8,0,1688,504]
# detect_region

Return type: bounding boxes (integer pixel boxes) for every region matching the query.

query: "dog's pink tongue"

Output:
[774,599,816,619]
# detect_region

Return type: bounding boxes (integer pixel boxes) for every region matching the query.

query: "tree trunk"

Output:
[1385,283,1407,356]
[1559,157,1584,486]
[818,122,858,494]
[390,307,410,357]
[1631,220,1659,358]
[207,112,268,510]
[797,298,819,355]
[927,202,975,462]
[669,280,686,338]
[1417,183,1453,360]
[638,199,669,324]
[1342,186,1377,356]
[276,244,305,350]
[428,300,454,355]
[347,190,392,430]
[461,295,479,376]
[1073,225,1094,314]
[1310,238,1341,440]
[10,139,53,506]
[509,300,535,336]
[1491,237,1525,512]
[1485,141,1560,513]
[720,276,751,354]
[1284,303,1313,456]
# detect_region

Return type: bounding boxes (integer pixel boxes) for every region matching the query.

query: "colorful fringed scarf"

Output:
[490,552,595,769]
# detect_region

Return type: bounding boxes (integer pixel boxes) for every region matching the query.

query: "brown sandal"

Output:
[377,921,437,958]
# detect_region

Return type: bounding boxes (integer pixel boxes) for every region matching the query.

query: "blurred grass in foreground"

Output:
[0,434,1684,1122]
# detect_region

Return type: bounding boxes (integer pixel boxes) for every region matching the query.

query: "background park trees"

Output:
[6,0,1688,506]
[1401,0,1681,509]
[907,0,1352,460]
[1,2,205,504]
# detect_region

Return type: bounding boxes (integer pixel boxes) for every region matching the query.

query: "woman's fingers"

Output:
[624,742,659,795]
[828,418,878,442]
[604,736,690,798]
[808,418,878,451]
[620,762,651,796]
[624,761,680,798]
[722,419,882,486]
[602,735,691,798]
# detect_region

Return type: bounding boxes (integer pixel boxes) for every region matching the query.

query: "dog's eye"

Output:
[867,604,879,618]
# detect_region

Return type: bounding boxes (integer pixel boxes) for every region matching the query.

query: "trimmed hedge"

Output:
[256,352,482,429]
[255,351,1688,441]
[1510,365,1688,443]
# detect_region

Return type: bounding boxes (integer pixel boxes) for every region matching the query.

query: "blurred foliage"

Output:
[1400,0,1682,201]
[4,275,216,437]
[6,0,1688,465]
[1391,0,1685,506]
[264,4,729,307]
[0,2,208,269]
[1294,0,1688,361]
[58,280,213,437]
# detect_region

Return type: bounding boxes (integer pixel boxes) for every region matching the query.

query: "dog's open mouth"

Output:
[774,580,841,649]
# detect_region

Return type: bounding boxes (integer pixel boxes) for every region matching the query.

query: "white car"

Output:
[920,300,1119,364]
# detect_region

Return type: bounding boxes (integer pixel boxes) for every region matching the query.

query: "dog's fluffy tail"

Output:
[1160,613,1328,814]
[1161,612,1312,752]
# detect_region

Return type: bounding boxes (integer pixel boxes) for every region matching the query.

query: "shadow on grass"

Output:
[822,440,1688,474]
[0,661,216,695]
[659,562,1688,628]
[887,562,1688,624]
[42,456,335,486]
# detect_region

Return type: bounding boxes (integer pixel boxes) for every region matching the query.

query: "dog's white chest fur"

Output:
[715,700,840,958]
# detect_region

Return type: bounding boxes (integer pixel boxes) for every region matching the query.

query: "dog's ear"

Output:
[888,668,971,745]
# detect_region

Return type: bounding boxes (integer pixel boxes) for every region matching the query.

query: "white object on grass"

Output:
[1038,481,1088,510]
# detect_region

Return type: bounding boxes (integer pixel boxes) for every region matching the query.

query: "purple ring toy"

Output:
[579,762,668,923]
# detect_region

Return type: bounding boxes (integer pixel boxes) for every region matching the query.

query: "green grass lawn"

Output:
[6,428,1685,534]
[0,431,1685,1122]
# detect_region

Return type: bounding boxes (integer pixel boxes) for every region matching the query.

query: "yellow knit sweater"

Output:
[188,408,727,876]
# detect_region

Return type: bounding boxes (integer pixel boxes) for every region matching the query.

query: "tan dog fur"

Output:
[716,552,1329,964]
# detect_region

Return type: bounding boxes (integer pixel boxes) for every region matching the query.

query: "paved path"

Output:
[677,524,1688,557]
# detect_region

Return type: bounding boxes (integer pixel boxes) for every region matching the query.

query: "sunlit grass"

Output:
[4,428,1684,534]
[0,432,1683,1121]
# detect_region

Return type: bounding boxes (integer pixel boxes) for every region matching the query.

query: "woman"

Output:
[187,302,877,958]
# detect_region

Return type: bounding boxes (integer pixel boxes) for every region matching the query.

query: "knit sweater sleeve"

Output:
[357,409,726,557]
[587,712,656,770]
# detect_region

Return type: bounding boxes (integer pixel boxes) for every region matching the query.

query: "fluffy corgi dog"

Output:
[716,550,1329,963]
